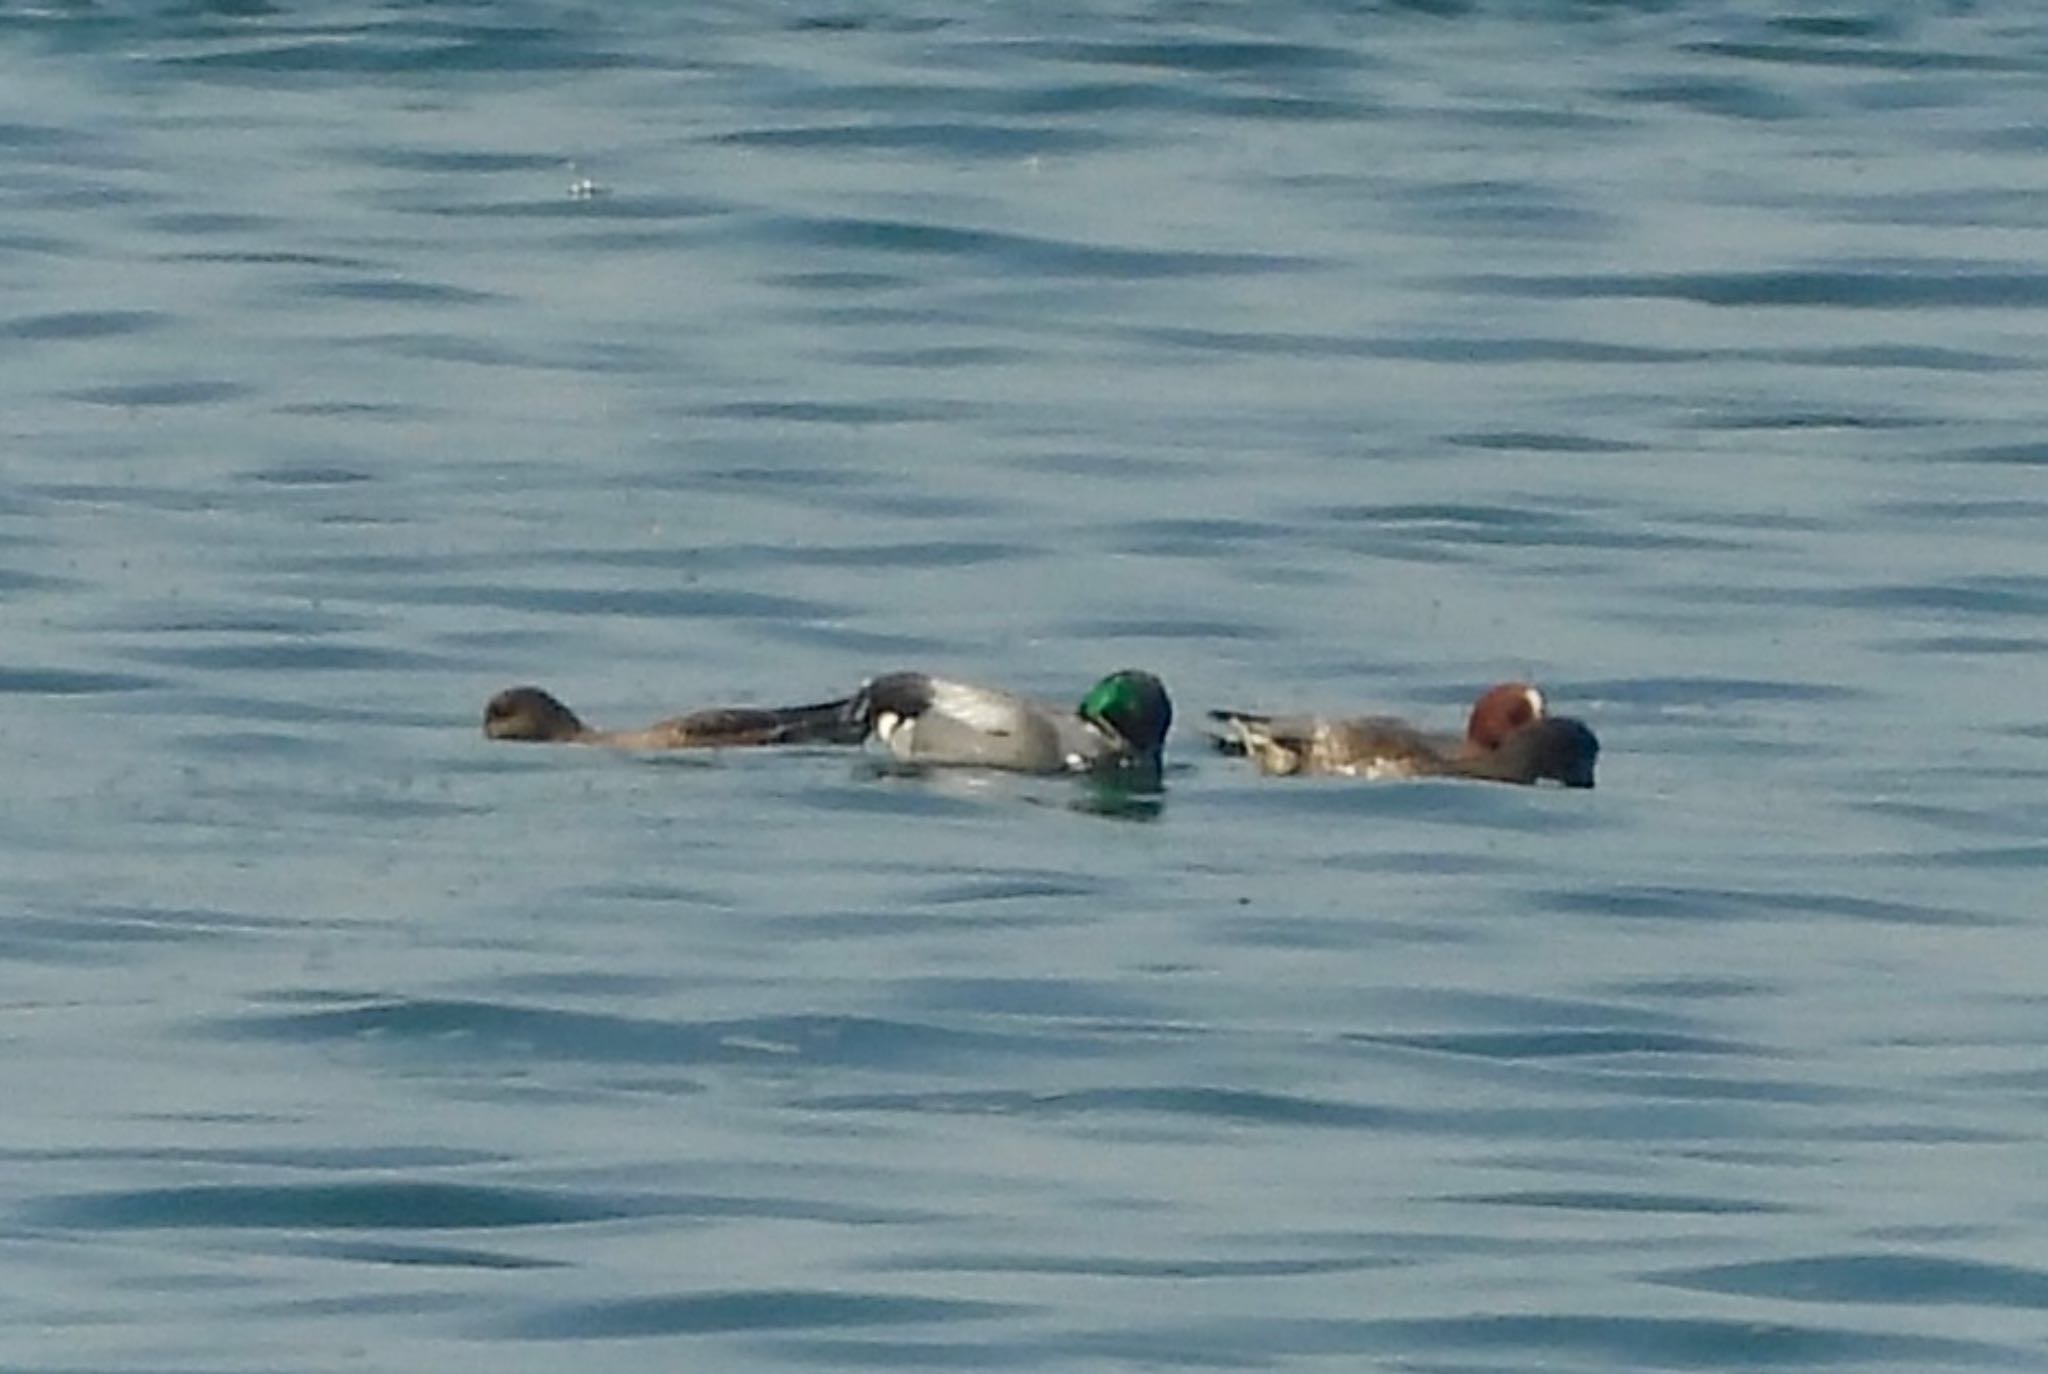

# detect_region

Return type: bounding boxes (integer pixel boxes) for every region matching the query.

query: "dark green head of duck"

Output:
[1077,669,1173,758]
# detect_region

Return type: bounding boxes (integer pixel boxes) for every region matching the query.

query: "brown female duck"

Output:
[1208,681,1596,787]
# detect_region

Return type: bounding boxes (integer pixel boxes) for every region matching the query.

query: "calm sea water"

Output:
[4,3,2046,1370]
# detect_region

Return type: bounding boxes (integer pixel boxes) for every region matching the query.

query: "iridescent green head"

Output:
[1077,669,1172,757]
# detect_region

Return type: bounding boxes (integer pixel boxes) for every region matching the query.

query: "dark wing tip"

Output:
[853,672,934,723]
[1203,708,1262,756]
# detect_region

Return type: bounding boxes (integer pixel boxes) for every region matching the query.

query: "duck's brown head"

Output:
[484,686,587,742]
[1465,681,1546,752]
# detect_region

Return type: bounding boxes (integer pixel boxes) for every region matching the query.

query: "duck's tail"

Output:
[1204,708,1270,757]
[686,694,870,747]
[689,673,934,748]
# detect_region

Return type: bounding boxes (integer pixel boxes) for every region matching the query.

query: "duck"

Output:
[483,684,864,750]
[844,668,1173,781]
[1208,680,1597,787]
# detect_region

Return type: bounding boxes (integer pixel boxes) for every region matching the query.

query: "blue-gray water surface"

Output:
[4,3,2047,1370]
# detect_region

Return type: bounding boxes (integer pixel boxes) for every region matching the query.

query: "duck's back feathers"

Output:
[854,673,1068,770]
[1207,709,1450,778]
[847,670,1169,777]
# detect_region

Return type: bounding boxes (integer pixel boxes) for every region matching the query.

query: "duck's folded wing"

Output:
[1318,718,1457,777]
[708,700,868,753]
[922,677,1044,734]
[850,673,1075,769]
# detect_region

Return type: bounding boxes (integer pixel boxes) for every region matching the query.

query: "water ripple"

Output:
[0,666,160,695]
[760,213,1310,279]
[1445,1189,1797,1216]
[3,308,164,341]
[1652,1252,2048,1307]
[1071,1313,2028,1369]
[1460,267,2048,309]
[496,1289,1020,1341]
[61,379,248,406]
[717,123,1112,157]
[279,1236,563,1270]
[218,998,1107,1070]
[24,1181,635,1231]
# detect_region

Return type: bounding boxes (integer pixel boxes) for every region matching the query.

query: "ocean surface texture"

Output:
[4,3,2047,1370]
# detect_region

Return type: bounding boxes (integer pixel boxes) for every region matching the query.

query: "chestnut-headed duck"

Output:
[1208,681,1597,787]
[482,685,864,750]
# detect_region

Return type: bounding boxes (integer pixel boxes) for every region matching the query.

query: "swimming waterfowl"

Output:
[845,669,1173,779]
[1208,681,1597,787]
[1206,681,1541,778]
[483,685,864,750]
